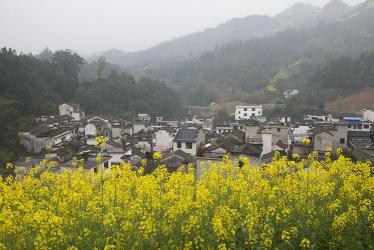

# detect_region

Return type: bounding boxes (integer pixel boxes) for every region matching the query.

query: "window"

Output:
[348,125,352,128]
[244,108,247,111]
[238,111,241,114]
[277,128,281,132]
[244,113,247,116]
[186,143,193,149]
[252,108,255,111]
[364,124,369,129]
[358,124,362,129]
[340,138,345,144]
[177,142,182,148]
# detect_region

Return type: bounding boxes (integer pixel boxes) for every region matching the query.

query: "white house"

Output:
[215,125,234,134]
[279,115,291,124]
[305,114,339,123]
[173,128,205,155]
[58,103,83,121]
[341,117,372,132]
[184,115,214,130]
[85,116,111,138]
[362,109,374,122]
[84,124,97,136]
[110,120,123,138]
[235,105,262,121]
[19,125,74,153]
[133,123,146,134]
[153,129,175,152]
[137,114,151,122]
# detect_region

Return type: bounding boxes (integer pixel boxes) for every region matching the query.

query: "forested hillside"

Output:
[144,2,374,105]
[0,48,183,165]
[310,52,374,90]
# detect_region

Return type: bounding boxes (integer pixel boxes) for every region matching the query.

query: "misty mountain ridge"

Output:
[94,0,355,68]
[86,48,128,64]
[142,0,374,106]
[275,2,321,19]
[320,0,350,21]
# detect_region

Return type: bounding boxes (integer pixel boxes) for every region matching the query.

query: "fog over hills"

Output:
[92,0,361,67]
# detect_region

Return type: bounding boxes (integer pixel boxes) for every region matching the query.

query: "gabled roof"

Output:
[238,119,261,126]
[174,129,199,142]
[59,156,111,169]
[230,129,246,142]
[261,150,287,163]
[14,158,43,167]
[276,141,288,150]
[159,150,192,171]
[106,140,123,148]
[30,125,72,138]
[311,127,334,136]
[230,143,262,156]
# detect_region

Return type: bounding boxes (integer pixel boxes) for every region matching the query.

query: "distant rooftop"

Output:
[174,129,199,142]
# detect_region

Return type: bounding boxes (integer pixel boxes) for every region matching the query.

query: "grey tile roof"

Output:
[174,129,198,142]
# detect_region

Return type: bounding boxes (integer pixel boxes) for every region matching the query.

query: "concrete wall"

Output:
[244,125,260,140]
[271,127,289,144]
[261,133,272,158]
[19,132,50,154]
[153,130,173,152]
[53,131,73,145]
[332,124,348,150]
[135,141,151,152]
[85,124,97,136]
[363,109,374,122]
[313,132,333,152]
[173,141,196,155]
[133,123,146,134]
[111,127,122,138]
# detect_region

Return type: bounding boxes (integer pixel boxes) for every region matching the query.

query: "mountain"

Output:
[96,2,323,67]
[275,3,321,23]
[144,0,374,105]
[320,0,350,21]
[86,48,129,64]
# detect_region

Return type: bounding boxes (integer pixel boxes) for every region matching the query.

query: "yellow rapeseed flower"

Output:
[300,238,311,249]
[153,151,162,161]
[303,138,311,145]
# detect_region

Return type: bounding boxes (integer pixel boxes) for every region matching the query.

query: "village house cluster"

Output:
[14,103,374,176]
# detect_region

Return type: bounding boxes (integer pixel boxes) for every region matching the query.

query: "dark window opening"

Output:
[340,138,345,144]
[186,143,193,149]
[177,142,182,148]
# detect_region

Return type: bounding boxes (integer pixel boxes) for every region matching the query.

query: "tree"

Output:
[97,56,107,80]
[51,50,85,100]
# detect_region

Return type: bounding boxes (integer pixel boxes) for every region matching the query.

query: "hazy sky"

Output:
[0,0,365,55]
